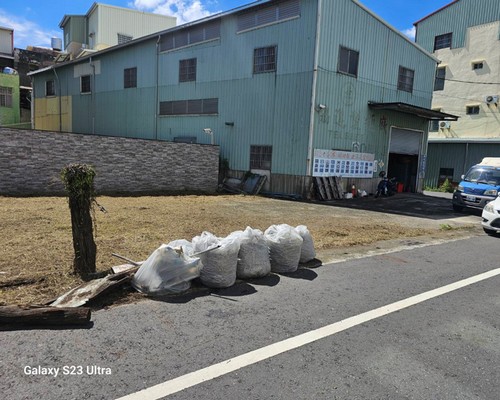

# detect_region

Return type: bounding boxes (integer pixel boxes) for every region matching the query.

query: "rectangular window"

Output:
[124,67,137,88]
[253,46,277,74]
[237,0,300,32]
[250,145,272,170]
[0,86,13,107]
[397,66,414,93]
[472,62,484,70]
[466,105,480,115]
[159,98,218,116]
[179,58,197,82]
[81,75,91,94]
[434,33,452,51]
[438,167,454,187]
[429,120,440,132]
[338,46,359,77]
[46,80,55,96]
[159,20,220,52]
[434,67,445,91]
[118,34,133,45]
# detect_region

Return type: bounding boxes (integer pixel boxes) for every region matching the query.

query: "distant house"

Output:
[415,0,500,187]
[0,27,20,127]
[60,2,176,58]
[29,0,456,196]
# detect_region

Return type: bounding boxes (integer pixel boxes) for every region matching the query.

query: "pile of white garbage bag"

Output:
[131,224,316,296]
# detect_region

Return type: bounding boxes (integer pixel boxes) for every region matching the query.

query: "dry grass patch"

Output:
[1,194,441,306]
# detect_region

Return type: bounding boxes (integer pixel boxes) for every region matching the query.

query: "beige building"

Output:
[415,0,500,187]
[60,2,176,58]
[430,21,500,140]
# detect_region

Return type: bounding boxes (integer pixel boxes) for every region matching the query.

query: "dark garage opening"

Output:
[388,153,419,193]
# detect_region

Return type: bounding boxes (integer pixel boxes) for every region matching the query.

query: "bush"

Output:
[438,178,454,193]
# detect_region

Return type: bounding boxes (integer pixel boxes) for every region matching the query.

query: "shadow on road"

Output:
[320,192,479,220]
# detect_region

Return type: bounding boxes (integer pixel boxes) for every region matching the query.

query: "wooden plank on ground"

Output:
[0,305,91,327]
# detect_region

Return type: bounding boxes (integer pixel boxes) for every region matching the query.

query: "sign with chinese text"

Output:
[313,149,375,178]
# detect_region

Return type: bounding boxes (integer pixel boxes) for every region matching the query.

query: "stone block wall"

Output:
[0,128,219,196]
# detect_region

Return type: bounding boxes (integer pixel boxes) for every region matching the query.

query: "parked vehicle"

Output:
[452,158,500,212]
[375,171,397,198]
[481,194,500,235]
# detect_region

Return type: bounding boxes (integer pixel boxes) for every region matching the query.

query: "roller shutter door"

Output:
[389,128,422,155]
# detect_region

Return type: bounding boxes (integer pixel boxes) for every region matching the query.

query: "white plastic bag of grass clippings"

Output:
[228,227,271,279]
[131,243,201,295]
[192,231,240,288]
[295,225,316,263]
[264,224,303,273]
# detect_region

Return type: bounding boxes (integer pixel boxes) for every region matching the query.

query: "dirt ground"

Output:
[0,194,476,306]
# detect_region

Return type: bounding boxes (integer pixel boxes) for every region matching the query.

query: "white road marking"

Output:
[116,266,500,400]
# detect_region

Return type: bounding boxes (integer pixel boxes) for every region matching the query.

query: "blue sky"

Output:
[0,0,453,49]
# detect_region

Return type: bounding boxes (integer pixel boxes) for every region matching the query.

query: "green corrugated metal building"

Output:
[30,0,456,196]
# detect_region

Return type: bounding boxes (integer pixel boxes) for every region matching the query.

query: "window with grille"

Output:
[466,105,480,115]
[254,46,277,74]
[434,33,452,51]
[80,75,91,94]
[434,67,445,91]
[338,46,359,77]
[179,58,197,82]
[124,67,137,88]
[397,66,414,93]
[0,86,12,108]
[237,0,300,32]
[250,145,272,170]
[159,20,220,52]
[118,34,133,45]
[159,98,218,116]
[46,80,55,96]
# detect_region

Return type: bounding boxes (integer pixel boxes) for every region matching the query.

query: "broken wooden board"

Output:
[111,263,139,274]
[0,305,91,326]
[50,267,139,308]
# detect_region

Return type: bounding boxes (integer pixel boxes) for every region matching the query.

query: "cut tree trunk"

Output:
[69,195,96,277]
[0,305,91,326]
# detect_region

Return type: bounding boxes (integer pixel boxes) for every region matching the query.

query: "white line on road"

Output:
[116,267,500,400]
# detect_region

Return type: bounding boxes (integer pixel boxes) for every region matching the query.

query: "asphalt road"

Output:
[1,234,499,400]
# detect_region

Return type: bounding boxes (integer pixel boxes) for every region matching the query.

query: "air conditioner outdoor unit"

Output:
[439,121,451,129]
[485,95,499,105]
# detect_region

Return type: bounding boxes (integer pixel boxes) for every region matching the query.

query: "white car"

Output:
[481,195,500,235]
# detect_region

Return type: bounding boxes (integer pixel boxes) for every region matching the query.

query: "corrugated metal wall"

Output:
[426,142,500,187]
[0,29,13,55]
[32,0,439,195]
[155,1,318,176]
[95,5,175,48]
[415,0,500,53]
[312,0,435,169]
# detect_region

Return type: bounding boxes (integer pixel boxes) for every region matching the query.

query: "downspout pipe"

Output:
[306,0,323,176]
[90,56,95,134]
[155,35,160,140]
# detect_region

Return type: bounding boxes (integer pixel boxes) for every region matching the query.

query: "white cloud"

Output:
[0,9,60,49]
[132,0,214,24]
[402,26,416,41]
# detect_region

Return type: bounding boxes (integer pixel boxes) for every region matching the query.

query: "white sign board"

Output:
[313,149,375,178]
